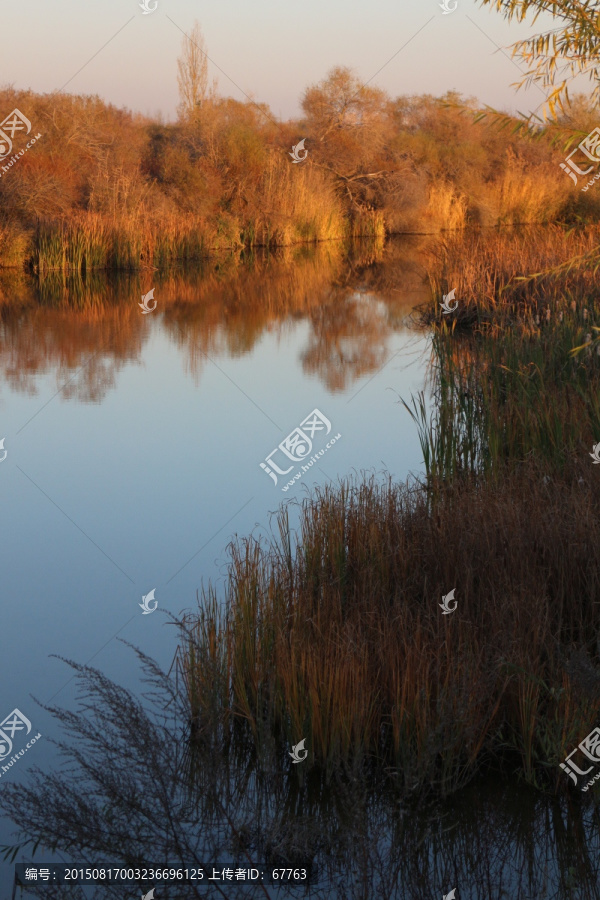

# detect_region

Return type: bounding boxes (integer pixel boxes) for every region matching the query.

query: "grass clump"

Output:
[180,468,600,797]
[404,326,600,487]
[421,224,600,331]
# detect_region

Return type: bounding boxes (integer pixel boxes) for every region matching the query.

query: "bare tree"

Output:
[177,21,212,123]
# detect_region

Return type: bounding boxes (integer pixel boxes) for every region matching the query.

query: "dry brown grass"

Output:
[422,183,468,232]
[469,155,571,227]
[250,153,346,245]
[422,224,600,329]
[180,466,600,796]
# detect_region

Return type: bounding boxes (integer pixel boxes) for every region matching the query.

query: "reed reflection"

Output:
[3,643,600,900]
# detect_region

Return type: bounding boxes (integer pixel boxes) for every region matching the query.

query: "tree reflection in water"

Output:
[0,239,426,404]
[2,639,600,900]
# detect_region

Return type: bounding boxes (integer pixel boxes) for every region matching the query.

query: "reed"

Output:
[31,215,221,272]
[28,196,346,273]
[180,466,600,796]
[405,323,600,490]
[469,156,567,227]
[348,209,386,242]
[0,219,30,268]
[249,153,347,246]
[423,183,468,232]
[411,225,600,487]
[421,224,600,330]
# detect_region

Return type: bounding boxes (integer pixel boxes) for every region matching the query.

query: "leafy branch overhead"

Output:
[479,0,600,120]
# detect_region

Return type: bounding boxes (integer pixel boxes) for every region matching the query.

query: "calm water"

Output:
[0,241,429,891]
[1,240,599,899]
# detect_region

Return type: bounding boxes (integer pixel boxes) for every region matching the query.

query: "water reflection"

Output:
[0,240,427,403]
[5,238,597,899]
[3,645,600,900]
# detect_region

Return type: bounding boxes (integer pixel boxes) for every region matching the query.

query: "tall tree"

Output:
[177,21,211,122]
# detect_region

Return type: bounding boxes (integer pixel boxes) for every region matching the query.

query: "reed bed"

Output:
[29,207,348,275]
[422,224,600,330]
[411,225,600,484]
[24,153,351,272]
[423,183,468,233]
[31,215,218,273]
[404,325,600,487]
[468,158,568,228]
[179,224,600,797]
[179,468,600,797]
[248,153,347,246]
[6,653,600,900]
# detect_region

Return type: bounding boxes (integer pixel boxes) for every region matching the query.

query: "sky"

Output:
[0,0,587,123]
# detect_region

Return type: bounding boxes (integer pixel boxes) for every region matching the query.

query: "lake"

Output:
[1,239,599,900]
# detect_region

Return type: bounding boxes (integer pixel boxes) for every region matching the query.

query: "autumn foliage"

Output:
[0,67,597,269]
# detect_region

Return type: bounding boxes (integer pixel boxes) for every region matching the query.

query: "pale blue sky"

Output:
[0,0,578,122]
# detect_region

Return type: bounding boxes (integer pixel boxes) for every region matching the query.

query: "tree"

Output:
[479,0,600,118]
[302,66,389,143]
[177,21,212,123]
[300,67,401,215]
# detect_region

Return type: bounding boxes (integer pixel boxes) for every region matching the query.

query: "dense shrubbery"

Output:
[0,71,597,268]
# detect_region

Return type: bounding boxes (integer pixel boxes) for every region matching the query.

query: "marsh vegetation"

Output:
[4,1,600,895]
[0,65,597,271]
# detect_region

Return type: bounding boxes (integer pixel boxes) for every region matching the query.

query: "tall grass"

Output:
[405,321,600,490]
[180,469,600,797]
[32,215,217,273]
[470,156,568,227]
[412,225,600,485]
[252,154,346,246]
[5,651,600,900]
[423,183,468,232]
[0,219,31,267]
[422,224,600,330]
[29,192,346,274]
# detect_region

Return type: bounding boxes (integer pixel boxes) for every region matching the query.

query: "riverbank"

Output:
[1,84,598,271]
